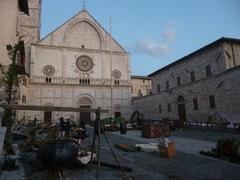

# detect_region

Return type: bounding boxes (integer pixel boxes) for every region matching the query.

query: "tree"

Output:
[0,42,25,153]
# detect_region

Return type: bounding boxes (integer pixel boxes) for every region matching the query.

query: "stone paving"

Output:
[1,128,240,180]
[105,129,240,180]
[110,130,216,155]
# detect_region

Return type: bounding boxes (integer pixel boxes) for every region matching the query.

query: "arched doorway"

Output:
[79,97,93,124]
[44,103,53,123]
[114,104,121,118]
[177,95,186,122]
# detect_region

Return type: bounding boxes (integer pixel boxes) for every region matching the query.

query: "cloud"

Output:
[135,38,170,57]
[163,23,176,42]
[134,22,176,58]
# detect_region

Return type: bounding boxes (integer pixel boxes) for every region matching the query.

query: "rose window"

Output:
[76,56,93,72]
[43,65,55,76]
[112,69,121,79]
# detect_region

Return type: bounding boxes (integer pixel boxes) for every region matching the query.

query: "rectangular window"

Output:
[190,71,195,82]
[157,84,160,93]
[158,105,162,113]
[114,80,120,85]
[209,95,216,108]
[193,97,198,110]
[166,81,169,90]
[177,77,181,86]
[22,95,26,104]
[205,65,212,77]
[168,103,171,112]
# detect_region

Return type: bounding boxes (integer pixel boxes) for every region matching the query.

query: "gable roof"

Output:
[39,9,127,53]
[131,75,151,80]
[148,37,240,77]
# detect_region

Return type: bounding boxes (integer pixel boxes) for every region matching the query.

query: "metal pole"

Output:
[97,107,101,179]
[102,131,129,179]
[110,17,113,118]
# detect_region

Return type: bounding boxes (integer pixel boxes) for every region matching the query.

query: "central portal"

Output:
[79,96,93,125]
[80,105,91,124]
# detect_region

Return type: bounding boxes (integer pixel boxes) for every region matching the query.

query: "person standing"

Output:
[59,117,65,139]
[65,119,71,138]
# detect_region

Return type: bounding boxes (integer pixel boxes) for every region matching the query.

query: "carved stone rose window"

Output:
[112,69,121,79]
[76,55,93,72]
[43,65,55,76]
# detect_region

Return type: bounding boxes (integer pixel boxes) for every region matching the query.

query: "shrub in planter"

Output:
[102,117,125,131]
[216,138,240,161]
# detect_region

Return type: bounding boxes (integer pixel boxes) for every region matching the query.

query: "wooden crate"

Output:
[159,141,176,158]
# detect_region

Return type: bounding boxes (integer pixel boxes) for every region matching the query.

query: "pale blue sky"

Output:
[41,0,240,76]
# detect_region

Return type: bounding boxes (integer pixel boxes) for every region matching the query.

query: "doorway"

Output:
[177,104,186,121]
[177,95,186,122]
[80,106,91,124]
[115,112,121,118]
[44,111,52,123]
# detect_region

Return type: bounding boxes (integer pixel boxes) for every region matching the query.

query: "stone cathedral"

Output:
[19,1,131,123]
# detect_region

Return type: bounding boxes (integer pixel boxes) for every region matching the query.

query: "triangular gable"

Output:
[39,9,127,53]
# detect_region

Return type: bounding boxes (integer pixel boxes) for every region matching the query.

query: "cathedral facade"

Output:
[18,3,131,122]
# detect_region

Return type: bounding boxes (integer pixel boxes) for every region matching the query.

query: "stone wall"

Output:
[151,43,226,96]
[132,67,240,121]
[0,0,19,66]
[22,84,130,122]
[132,40,240,122]
[131,77,152,97]
[19,0,41,44]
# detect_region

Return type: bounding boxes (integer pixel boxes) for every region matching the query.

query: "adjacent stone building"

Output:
[0,0,30,101]
[132,38,240,123]
[21,7,131,123]
[0,0,29,66]
[131,76,152,98]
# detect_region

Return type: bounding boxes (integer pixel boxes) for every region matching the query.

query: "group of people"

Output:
[58,117,87,142]
[59,117,71,138]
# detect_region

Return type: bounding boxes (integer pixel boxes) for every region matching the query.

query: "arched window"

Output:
[45,77,52,83]
[177,95,185,104]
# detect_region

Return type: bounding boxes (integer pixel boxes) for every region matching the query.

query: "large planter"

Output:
[37,140,78,169]
[142,121,170,138]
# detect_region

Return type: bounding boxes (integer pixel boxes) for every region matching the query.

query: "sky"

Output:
[41,0,240,76]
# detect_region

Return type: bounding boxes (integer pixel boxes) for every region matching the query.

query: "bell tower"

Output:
[19,0,41,45]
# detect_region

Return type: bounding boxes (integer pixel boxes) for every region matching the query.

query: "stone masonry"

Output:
[132,38,240,122]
